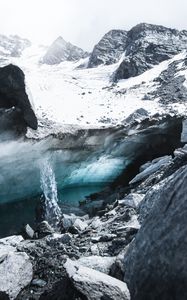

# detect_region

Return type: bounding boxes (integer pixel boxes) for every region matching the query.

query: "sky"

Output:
[0,0,187,51]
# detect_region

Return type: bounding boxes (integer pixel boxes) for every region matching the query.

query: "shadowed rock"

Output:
[0,64,37,136]
[124,165,187,300]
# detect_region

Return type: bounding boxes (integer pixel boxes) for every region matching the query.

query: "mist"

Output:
[0,0,187,50]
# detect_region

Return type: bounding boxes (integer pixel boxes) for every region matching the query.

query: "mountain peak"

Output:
[42,36,89,65]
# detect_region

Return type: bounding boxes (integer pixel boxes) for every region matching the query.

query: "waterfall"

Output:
[40,157,61,228]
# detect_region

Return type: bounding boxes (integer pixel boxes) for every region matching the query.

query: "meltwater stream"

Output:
[40,158,62,228]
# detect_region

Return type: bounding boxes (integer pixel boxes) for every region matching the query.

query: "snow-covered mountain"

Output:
[0,34,31,64]
[86,23,187,81]
[1,32,186,134]
[114,23,187,80]
[41,36,89,65]
[0,23,187,132]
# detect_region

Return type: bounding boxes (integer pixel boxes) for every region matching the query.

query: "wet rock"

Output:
[64,258,130,300]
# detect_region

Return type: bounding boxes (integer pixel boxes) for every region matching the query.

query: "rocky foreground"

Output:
[1,134,187,299]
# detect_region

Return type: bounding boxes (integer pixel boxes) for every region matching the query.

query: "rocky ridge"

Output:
[88,30,128,68]
[87,23,187,82]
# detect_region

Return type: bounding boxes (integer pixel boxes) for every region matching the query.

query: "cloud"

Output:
[0,0,186,50]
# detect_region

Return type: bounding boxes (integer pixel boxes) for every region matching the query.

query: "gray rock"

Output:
[74,219,88,231]
[118,193,145,209]
[0,235,23,247]
[77,256,116,274]
[64,258,130,300]
[181,119,187,143]
[124,165,187,300]
[23,224,35,239]
[130,155,172,184]
[47,233,72,245]
[36,221,54,238]
[0,246,33,299]
[31,279,47,288]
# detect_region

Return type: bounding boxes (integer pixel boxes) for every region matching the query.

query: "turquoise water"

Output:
[0,185,104,238]
[58,185,104,206]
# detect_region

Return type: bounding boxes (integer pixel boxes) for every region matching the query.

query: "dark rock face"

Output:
[0,64,38,137]
[88,30,128,68]
[42,37,89,65]
[0,292,9,300]
[113,23,187,81]
[123,165,187,300]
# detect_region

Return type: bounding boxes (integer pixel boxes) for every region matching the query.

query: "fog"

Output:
[0,0,186,51]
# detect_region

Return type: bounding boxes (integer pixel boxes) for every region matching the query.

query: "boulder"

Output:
[0,64,37,137]
[64,258,130,300]
[124,165,187,300]
[0,243,33,299]
[77,256,116,274]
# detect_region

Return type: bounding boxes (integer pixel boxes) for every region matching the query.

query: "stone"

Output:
[0,235,23,247]
[0,247,33,299]
[73,219,88,231]
[36,221,54,238]
[64,259,130,300]
[31,279,47,288]
[181,119,187,142]
[22,224,35,239]
[118,193,145,209]
[130,155,172,185]
[77,256,116,274]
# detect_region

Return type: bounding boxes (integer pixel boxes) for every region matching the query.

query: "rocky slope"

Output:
[88,30,128,68]
[42,37,89,65]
